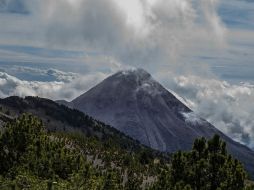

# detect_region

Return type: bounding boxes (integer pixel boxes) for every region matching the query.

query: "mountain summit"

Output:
[71,68,254,175]
[73,68,194,151]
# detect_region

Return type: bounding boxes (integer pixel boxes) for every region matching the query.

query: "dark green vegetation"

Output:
[0,96,253,189]
[152,135,254,190]
[0,114,161,189]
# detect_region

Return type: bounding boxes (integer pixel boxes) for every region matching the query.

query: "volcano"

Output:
[68,68,254,176]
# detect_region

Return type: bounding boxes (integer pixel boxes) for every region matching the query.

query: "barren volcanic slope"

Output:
[71,69,254,177]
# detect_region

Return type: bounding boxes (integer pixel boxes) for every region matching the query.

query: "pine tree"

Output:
[125,170,142,190]
[153,135,247,190]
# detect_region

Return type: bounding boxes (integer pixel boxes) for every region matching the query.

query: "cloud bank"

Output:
[0,68,107,100]
[157,73,254,149]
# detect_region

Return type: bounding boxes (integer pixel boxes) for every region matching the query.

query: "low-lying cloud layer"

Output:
[0,66,253,149]
[0,68,107,100]
[158,73,254,149]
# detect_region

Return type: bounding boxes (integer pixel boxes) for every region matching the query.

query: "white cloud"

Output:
[200,0,227,45]
[0,71,63,98]
[181,112,206,126]
[157,72,254,149]
[0,69,107,101]
[0,0,227,70]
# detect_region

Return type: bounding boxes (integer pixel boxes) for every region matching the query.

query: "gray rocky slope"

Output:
[69,69,254,177]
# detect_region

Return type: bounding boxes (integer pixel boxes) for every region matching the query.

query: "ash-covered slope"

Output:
[72,68,254,177]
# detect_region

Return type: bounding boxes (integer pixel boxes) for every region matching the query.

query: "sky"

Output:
[0,0,254,149]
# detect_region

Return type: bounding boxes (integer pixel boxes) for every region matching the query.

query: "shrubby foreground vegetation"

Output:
[0,114,253,189]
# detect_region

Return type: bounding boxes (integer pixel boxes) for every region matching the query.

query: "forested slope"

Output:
[0,96,253,189]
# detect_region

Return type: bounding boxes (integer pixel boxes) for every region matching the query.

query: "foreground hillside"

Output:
[0,96,169,189]
[0,114,253,189]
[0,96,254,189]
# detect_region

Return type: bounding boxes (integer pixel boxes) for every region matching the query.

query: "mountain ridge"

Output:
[0,97,173,189]
[66,68,254,178]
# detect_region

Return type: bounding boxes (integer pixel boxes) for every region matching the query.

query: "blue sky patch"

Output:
[0,0,28,14]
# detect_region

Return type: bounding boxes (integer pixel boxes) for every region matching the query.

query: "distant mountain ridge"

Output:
[65,68,254,177]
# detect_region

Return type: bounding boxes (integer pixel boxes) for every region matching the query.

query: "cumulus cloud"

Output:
[157,72,254,149]
[0,71,63,98]
[0,0,227,70]
[0,69,107,101]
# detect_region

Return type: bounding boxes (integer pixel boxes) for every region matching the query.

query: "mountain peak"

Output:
[115,68,151,79]
[69,70,254,177]
[70,69,241,152]
[72,69,194,151]
[110,68,152,86]
[105,68,163,96]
